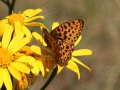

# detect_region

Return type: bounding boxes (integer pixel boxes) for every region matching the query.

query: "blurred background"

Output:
[0,0,120,90]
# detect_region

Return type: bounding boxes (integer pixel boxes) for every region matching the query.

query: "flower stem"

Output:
[40,66,58,90]
[9,0,16,15]
[1,0,16,15]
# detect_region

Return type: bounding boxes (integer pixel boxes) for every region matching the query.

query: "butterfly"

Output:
[42,19,84,64]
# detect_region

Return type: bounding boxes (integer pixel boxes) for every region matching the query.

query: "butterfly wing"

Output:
[42,27,56,50]
[51,19,84,43]
[42,19,84,64]
[53,40,74,64]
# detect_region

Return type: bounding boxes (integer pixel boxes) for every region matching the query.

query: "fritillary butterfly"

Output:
[42,19,84,64]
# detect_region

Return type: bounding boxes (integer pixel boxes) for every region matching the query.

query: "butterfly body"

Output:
[42,19,84,64]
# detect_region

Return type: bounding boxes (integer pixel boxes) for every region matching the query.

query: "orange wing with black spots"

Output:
[51,19,84,43]
[42,19,84,64]
[53,40,74,64]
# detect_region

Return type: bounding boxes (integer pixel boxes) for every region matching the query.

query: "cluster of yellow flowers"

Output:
[0,8,92,90]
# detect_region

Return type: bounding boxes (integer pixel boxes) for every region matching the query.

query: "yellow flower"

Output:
[19,45,55,78]
[29,39,57,77]
[0,30,35,90]
[0,8,44,38]
[32,22,92,80]
[18,46,40,75]
[17,45,54,85]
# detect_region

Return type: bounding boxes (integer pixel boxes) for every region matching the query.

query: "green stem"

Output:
[40,66,58,90]
[1,0,16,15]
[8,0,16,15]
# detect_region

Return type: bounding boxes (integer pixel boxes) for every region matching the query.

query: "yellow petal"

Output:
[0,19,9,36]
[74,35,82,46]
[0,19,8,25]
[2,26,13,48]
[71,57,91,72]
[15,56,35,62]
[37,60,45,77]
[72,49,92,56]
[3,69,12,90]
[57,64,64,74]
[32,32,47,46]
[10,62,30,74]
[30,45,41,55]
[14,21,22,35]
[22,25,32,38]
[8,65,21,80]
[11,37,31,54]
[66,60,80,80]
[24,16,44,22]
[28,62,39,74]
[31,45,52,55]
[22,9,43,18]
[0,24,7,37]
[24,22,44,26]
[52,22,59,29]
[8,32,24,51]
[0,69,4,88]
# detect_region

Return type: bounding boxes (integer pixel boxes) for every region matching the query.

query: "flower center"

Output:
[8,12,24,25]
[0,48,13,68]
